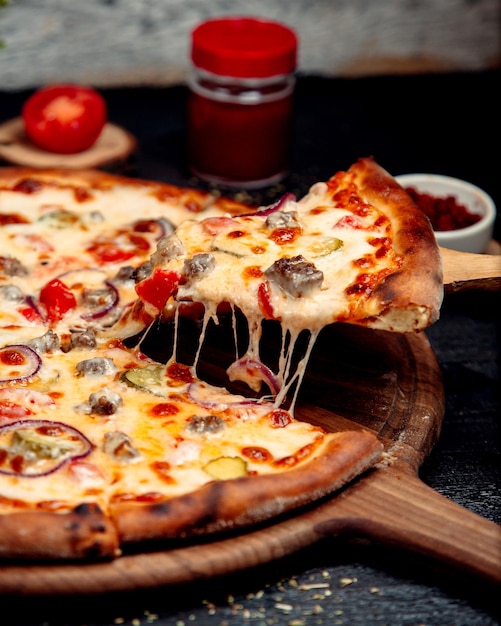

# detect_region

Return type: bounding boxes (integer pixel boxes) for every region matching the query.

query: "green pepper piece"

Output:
[203,456,248,480]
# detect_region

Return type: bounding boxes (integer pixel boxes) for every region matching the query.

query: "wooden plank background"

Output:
[0,0,500,90]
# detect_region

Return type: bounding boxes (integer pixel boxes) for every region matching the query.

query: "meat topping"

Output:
[151,233,186,266]
[70,329,97,350]
[113,265,136,282]
[186,414,225,435]
[265,210,300,230]
[0,284,25,302]
[132,261,153,283]
[183,253,215,280]
[88,387,123,415]
[28,330,61,354]
[264,255,324,297]
[0,256,28,277]
[82,285,117,310]
[75,357,118,377]
[103,431,140,462]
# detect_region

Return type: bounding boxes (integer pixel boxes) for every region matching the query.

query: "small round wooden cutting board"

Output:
[0,322,499,596]
[0,117,136,169]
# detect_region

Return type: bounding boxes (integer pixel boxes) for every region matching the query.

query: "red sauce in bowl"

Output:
[405,187,482,231]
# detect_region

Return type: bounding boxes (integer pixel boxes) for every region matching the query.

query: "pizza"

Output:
[133,156,443,408]
[0,164,394,561]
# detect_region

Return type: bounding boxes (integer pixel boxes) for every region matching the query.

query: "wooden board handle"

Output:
[313,465,501,586]
[441,246,501,292]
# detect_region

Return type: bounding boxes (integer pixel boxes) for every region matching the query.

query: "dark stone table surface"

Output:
[0,70,499,626]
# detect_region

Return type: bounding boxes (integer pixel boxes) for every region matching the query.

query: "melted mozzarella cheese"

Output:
[156,178,401,408]
[0,343,330,509]
[172,188,397,332]
[0,180,233,336]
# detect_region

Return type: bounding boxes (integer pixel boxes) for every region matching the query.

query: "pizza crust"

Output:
[349,157,444,331]
[0,503,120,561]
[0,166,248,216]
[112,430,382,544]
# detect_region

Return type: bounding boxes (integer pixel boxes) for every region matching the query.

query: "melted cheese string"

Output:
[276,327,320,413]
[168,297,320,415]
[193,302,218,370]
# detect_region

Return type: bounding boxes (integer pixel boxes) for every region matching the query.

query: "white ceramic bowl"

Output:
[395,173,497,253]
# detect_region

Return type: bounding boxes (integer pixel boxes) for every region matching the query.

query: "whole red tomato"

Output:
[22,84,107,154]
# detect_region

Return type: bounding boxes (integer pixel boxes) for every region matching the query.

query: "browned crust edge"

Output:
[348,157,444,331]
[113,430,383,544]
[0,431,381,561]
[0,502,120,561]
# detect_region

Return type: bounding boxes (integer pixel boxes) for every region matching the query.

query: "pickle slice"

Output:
[309,236,343,257]
[120,363,167,396]
[0,419,93,477]
[12,429,81,459]
[203,456,248,480]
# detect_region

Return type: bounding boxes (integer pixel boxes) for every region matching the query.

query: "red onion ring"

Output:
[226,356,281,397]
[80,281,119,320]
[133,218,174,241]
[237,192,296,218]
[56,268,108,283]
[0,419,93,477]
[54,269,120,320]
[25,295,44,320]
[0,344,42,383]
[187,381,264,409]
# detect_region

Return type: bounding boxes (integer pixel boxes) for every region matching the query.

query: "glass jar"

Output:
[187,16,298,188]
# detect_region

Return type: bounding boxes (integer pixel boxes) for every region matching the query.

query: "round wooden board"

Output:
[0,325,452,596]
[0,117,136,169]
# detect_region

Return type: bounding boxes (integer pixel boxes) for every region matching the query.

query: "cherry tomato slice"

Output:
[87,244,137,265]
[22,84,107,154]
[18,306,44,324]
[39,278,77,323]
[86,233,151,265]
[135,269,181,311]
[257,281,279,320]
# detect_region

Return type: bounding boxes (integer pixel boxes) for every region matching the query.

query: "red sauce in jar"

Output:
[188,17,297,188]
[188,92,293,185]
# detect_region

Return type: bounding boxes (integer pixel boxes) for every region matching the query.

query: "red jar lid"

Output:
[191,17,298,78]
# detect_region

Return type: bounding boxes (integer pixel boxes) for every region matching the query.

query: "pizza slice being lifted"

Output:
[134,157,443,406]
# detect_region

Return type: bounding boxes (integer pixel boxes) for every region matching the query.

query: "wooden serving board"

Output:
[441,246,501,292]
[0,320,499,596]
